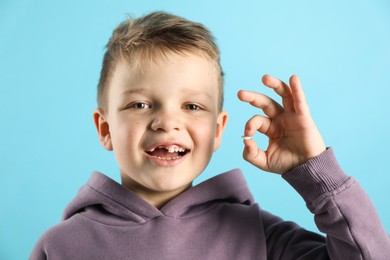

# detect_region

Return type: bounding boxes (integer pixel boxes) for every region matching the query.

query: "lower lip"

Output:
[145,153,188,167]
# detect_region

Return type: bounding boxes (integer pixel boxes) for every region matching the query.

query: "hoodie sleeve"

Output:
[264,148,390,259]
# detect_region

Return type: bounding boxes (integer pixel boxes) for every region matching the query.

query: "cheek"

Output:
[111,119,142,149]
[191,117,217,147]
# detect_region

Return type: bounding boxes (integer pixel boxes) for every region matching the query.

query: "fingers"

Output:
[289,75,310,116]
[238,73,312,173]
[238,74,300,115]
[261,74,310,116]
[237,90,284,119]
[262,74,294,111]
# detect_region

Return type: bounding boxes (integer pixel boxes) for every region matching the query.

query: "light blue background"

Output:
[1,0,389,258]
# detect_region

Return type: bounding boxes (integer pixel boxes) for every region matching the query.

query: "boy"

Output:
[31,11,390,259]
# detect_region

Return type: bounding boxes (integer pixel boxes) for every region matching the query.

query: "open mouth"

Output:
[145,145,190,160]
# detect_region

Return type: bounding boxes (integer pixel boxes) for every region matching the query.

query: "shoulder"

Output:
[30,215,91,259]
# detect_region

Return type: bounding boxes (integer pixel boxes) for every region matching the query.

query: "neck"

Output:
[122,178,192,209]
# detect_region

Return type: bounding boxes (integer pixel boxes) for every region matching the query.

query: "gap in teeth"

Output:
[147,145,186,153]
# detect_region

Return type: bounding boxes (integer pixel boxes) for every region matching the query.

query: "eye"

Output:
[128,102,151,110]
[184,103,201,111]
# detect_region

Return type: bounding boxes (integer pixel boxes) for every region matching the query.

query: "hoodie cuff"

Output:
[282,148,350,204]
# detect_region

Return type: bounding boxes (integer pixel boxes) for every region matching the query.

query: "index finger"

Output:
[237,90,284,118]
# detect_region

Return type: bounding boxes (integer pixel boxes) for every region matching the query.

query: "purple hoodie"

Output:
[30,149,390,259]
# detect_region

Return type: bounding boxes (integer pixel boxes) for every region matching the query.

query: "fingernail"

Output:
[241,136,251,140]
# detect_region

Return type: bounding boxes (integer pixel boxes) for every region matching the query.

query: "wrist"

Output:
[282,148,350,204]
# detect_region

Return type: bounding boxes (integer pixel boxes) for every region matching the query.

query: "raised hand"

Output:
[237,74,326,174]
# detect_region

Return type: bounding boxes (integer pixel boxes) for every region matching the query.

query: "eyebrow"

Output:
[120,88,148,97]
[121,88,213,100]
[181,88,214,101]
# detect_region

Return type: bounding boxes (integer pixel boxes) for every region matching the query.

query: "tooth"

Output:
[148,145,186,154]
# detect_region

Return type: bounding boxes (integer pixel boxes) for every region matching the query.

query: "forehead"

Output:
[109,52,220,98]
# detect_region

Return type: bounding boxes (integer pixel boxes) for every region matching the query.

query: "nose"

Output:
[150,108,181,132]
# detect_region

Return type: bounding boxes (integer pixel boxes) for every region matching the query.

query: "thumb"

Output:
[243,138,268,171]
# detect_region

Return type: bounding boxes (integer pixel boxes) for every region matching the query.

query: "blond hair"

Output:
[97,11,224,111]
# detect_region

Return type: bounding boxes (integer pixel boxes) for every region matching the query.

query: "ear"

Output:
[213,110,228,151]
[93,108,113,151]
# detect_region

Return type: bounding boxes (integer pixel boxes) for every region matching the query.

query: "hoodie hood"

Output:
[62,169,254,225]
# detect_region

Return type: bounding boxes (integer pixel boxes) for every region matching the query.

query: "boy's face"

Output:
[94,52,228,207]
